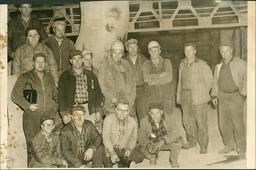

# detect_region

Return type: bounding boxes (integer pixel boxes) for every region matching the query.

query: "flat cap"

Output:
[125,39,138,48]
[40,115,54,124]
[70,49,82,59]
[72,105,86,113]
[148,41,160,50]
[148,102,164,111]
[52,20,66,28]
[184,42,197,49]
[219,42,233,49]
[33,52,47,61]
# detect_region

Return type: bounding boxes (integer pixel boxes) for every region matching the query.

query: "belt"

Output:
[74,101,88,105]
[221,90,239,94]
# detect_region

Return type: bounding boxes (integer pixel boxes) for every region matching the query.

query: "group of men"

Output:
[9,3,247,168]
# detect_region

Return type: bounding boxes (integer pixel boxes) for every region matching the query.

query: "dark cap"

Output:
[148,102,164,111]
[184,42,197,49]
[219,42,233,49]
[33,52,46,61]
[70,50,82,59]
[72,105,86,114]
[40,115,54,124]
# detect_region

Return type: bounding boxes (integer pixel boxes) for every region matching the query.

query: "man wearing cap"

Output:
[82,49,99,77]
[98,40,136,116]
[30,115,68,168]
[138,102,184,168]
[60,105,103,168]
[44,20,76,75]
[124,38,148,125]
[11,52,58,166]
[176,42,213,154]
[58,49,104,125]
[143,41,173,115]
[12,26,58,85]
[211,44,246,158]
[102,98,144,167]
[8,3,48,62]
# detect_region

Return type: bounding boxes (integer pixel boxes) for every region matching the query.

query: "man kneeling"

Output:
[30,115,67,168]
[102,98,144,168]
[138,103,184,168]
[60,105,103,168]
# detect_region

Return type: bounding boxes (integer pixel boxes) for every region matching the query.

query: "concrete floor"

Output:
[6,103,246,168]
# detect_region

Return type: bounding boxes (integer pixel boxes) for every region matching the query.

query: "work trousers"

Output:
[181,90,209,148]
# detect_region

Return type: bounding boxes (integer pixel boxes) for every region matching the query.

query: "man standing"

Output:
[211,44,246,158]
[98,40,136,116]
[12,27,58,86]
[30,115,67,168]
[176,42,213,154]
[60,105,103,168]
[143,41,173,115]
[58,50,103,125]
[44,20,76,75]
[124,39,148,124]
[11,53,58,166]
[8,3,47,60]
[102,98,144,167]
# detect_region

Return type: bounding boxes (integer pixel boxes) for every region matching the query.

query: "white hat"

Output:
[111,40,124,50]
[82,49,92,56]
[148,41,160,50]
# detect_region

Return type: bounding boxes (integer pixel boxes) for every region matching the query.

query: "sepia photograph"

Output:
[0,0,255,169]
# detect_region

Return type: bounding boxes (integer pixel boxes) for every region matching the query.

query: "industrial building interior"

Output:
[6,0,248,168]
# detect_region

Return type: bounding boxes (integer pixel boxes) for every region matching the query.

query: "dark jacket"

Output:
[58,69,104,116]
[30,131,65,168]
[44,36,75,74]
[60,121,102,167]
[8,14,48,58]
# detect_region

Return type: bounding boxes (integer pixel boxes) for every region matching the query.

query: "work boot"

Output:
[182,142,196,150]
[200,146,207,154]
[218,147,235,154]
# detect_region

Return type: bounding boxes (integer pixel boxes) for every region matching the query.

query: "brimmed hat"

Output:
[40,115,54,124]
[72,105,86,113]
[148,102,164,111]
[125,39,138,48]
[70,49,82,59]
[52,20,66,28]
[219,42,233,49]
[148,41,160,50]
[184,42,197,49]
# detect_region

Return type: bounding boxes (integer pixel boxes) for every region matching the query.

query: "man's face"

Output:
[184,45,196,59]
[72,110,85,127]
[33,56,46,72]
[82,54,93,68]
[53,25,65,39]
[115,103,129,121]
[219,45,233,60]
[41,119,55,134]
[70,55,83,69]
[111,49,124,62]
[19,4,32,18]
[149,47,160,60]
[149,109,163,124]
[127,43,138,56]
[27,29,40,47]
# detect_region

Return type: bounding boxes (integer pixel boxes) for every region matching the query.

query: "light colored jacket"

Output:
[98,57,136,112]
[177,57,213,105]
[102,113,137,156]
[211,57,247,97]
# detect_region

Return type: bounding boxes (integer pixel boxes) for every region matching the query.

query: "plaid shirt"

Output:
[74,70,88,104]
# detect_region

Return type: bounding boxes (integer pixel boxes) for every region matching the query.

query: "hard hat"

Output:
[111,40,124,50]
[148,41,160,50]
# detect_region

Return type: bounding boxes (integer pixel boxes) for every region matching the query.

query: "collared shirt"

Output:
[21,18,30,30]
[218,62,239,93]
[74,70,88,104]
